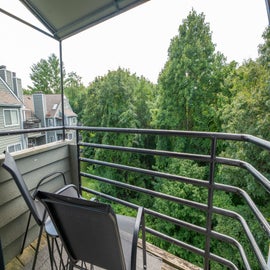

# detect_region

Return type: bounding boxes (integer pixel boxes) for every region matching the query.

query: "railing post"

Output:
[59,40,65,141]
[76,128,82,195]
[204,137,217,269]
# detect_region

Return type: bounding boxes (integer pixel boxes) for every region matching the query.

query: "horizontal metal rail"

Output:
[80,170,209,211]
[0,126,64,136]
[80,157,210,188]
[3,126,270,151]
[69,125,270,151]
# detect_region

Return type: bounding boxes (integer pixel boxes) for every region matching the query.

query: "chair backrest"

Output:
[36,191,127,270]
[2,151,43,225]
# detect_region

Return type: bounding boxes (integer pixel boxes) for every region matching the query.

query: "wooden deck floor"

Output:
[5,235,201,270]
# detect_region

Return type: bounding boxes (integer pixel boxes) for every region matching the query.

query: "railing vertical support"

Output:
[204,137,217,269]
[76,129,82,195]
[59,40,65,141]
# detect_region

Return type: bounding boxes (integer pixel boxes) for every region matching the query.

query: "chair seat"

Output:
[45,218,58,238]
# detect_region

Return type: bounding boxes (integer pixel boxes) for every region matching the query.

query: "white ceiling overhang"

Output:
[19,0,149,40]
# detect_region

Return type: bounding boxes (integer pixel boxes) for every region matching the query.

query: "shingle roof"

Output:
[45,94,61,117]
[45,94,77,118]
[24,94,77,118]
[0,78,22,106]
[23,95,34,111]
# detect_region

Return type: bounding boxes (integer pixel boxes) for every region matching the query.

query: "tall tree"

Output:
[155,9,226,134]
[28,53,65,94]
[82,68,155,205]
[153,9,227,163]
[150,10,228,266]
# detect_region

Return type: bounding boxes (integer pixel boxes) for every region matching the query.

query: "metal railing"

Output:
[1,126,270,269]
[73,126,270,270]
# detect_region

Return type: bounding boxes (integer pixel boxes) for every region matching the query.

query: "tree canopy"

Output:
[155,9,226,133]
[27,53,63,94]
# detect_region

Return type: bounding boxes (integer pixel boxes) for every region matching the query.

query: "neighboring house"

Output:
[0,66,25,153]
[0,65,78,149]
[24,94,77,144]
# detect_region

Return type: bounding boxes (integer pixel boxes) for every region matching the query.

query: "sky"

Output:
[0,0,269,88]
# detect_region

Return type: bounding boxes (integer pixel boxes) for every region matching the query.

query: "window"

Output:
[4,109,19,126]
[7,143,22,153]
[48,118,54,126]
[69,117,76,125]
[66,133,73,140]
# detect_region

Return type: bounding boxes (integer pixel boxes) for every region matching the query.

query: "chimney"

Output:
[0,66,23,100]
[0,65,7,82]
[33,93,46,127]
[12,72,23,100]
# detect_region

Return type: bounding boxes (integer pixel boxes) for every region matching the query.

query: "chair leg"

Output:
[46,234,54,270]
[21,212,32,254]
[47,235,67,270]
[31,224,44,270]
[54,237,66,269]
[68,259,74,270]
[141,214,147,270]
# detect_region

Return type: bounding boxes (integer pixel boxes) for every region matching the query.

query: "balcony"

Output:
[0,126,270,269]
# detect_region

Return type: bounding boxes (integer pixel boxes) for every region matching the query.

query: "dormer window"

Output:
[52,104,58,110]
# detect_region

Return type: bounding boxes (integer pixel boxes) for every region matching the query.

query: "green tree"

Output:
[65,71,87,122]
[155,9,226,134]
[82,68,155,205]
[153,10,227,164]
[149,10,229,266]
[215,27,270,269]
[27,53,65,94]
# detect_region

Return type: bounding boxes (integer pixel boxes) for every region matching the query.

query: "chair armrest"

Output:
[56,184,81,198]
[33,171,67,199]
[131,206,146,270]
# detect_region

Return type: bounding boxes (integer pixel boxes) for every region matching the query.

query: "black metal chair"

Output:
[1,151,80,269]
[36,191,147,270]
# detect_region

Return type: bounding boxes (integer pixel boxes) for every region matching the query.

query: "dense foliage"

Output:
[28,10,270,270]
